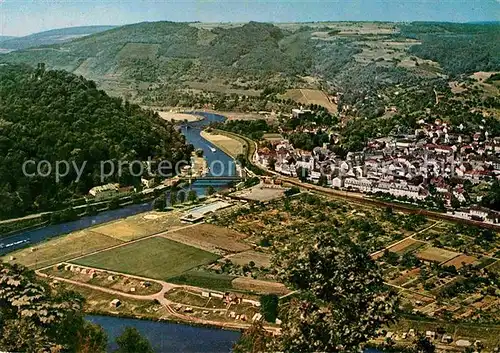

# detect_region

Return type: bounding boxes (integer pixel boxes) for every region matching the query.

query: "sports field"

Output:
[72,237,219,280]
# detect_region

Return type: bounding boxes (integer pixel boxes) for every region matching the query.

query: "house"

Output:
[89,183,119,200]
[455,340,471,347]
[425,331,436,340]
[344,178,372,192]
[291,108,313,119]
[441,335,453,344]
[252,313,263,322]
[141,177,156,189]
[110,299,121,308]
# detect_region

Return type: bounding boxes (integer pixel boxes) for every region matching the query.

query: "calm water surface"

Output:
[87,315,241,353]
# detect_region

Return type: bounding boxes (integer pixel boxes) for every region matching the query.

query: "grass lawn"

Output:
[168,270,235,291]
[72,237,219,280]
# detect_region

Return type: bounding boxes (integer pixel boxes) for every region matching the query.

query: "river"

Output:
[3,112,383,352]
[87,315,241,353]
[87,315,382,353]
[180,112,237,195]
[0,112,231,255]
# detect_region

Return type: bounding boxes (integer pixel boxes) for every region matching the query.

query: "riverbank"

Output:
[155,111,204,123]
[200,129,247,159]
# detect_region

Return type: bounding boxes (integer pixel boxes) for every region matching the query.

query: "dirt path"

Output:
[37,265,280,333]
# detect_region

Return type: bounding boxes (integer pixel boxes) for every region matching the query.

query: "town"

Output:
[256,109,500,224]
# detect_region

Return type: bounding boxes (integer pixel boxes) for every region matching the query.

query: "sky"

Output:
[0,0,499,37]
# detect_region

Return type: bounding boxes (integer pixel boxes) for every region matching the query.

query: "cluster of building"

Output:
[256,118,500,223]
[381,328,479,349]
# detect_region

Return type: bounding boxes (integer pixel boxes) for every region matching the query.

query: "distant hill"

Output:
[0,26,116,50]
[0,36,16,42]
[0,21,498,110]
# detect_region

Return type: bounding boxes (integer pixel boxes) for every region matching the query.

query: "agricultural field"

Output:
[442,254,478,269]
[116,43,160,60]
[387,238,425,255]
[225,250,271,268]
[281,89,338,113]
[72,237,219,280]
[1,230,123,269]
[93,210,185,242]
[231,277,290,295]
[161,223,250,255]
[415,246,461,264]
[168,269,236,292]
[213,192,500,325]
[214,193,430,254]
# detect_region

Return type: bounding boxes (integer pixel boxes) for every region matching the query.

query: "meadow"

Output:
[72,237,219,280]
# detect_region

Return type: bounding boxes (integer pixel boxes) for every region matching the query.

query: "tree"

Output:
[114,327,154,353]
[187,190,198,203]
[169,191,177,205]
[206,185,216,196]
[0,263,107,353]
[317,174,328,186]
[153,195,165,210]
[413,334,435,353]
[260,294,279,323]
[131,192,143,204]
[108,197,121,210]
[296,166,309,182]
[0,65,191,221]
[271,231,398,352]
[233,322,270,353]
[451,195,461,210]
[178,191,186,203]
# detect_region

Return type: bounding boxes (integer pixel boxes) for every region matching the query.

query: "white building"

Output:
[344,178,373,192]
[89,183,119,200]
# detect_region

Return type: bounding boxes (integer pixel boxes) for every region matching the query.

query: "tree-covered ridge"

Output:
[0,64,191,220]
[0,22,361,84]
[401,22,500,76]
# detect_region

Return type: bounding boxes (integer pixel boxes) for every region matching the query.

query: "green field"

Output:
[168,270,236,291]
[71,237,219,280]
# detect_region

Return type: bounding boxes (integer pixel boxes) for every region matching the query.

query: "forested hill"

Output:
[0,64,192,220]
[0,26,116,50]
[1,21,498,83]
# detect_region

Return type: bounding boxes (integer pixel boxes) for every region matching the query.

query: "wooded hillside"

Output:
[0,64,191,219]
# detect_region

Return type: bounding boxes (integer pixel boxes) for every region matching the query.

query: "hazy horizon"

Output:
[1,0,499,37]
